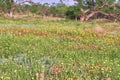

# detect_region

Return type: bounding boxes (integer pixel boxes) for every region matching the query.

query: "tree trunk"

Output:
[80,8,90,21]
[80,16,86,21]
[80,10,120,21]
[9,0,33,18]
[9,6,15,17]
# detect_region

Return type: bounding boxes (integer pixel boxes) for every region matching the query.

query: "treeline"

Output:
[0,0,120,21]
[0,1,72,19]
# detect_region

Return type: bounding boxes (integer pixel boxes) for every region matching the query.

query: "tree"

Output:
[49,3,68,18]
[0,0,33,17]
[62,0,120,21]
[0,0,14,15]
[55,4,68,17]
[65,5,79,20]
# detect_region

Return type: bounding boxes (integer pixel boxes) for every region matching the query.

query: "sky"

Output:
[34,0,76,5]
[14,0,77,5]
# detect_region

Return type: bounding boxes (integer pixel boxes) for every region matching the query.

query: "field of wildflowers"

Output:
[0,18,120,80]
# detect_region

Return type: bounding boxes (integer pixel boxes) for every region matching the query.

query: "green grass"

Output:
[0,18,120,80]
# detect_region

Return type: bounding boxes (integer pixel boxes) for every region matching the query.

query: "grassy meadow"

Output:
[0,18,120,80]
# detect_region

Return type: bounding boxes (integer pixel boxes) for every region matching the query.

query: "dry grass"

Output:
[7,14,66,21]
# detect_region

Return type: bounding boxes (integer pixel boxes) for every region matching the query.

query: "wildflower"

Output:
[107,78,111,80]
[61,62,64,65]
[75,61,79,64]
[1,76,3,79]
[72,64,75,66]
[14,70,17,73]
[71,77,74,80]
[36,73,39,77]
[85,64,88,67]
[56,69,59,74]
[119,73,120,75]
[51,69,55,74]
[32,77,34,80]
[5,77,10,80]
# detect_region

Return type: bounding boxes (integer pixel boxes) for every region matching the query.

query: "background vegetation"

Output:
[0,0,120,21]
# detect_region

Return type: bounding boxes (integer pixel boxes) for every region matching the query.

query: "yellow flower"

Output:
[1,76,3,79]
[14,70,17,73]
[32,77,34,80]
[101,68,104,71]
[119,73,120,75]
[103,62,106,64]
[5,77,10,80]
[61,62,64,65]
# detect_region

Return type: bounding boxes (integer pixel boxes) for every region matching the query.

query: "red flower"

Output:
[56,69,59,74]
[51,69,55,74]
[72,78,74,80]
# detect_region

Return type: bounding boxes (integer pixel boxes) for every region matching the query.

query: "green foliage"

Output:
[74,0,120,13]
[29,4,39,14]
[57,4,68,17]
[0,0,13,13]
[49,6,57,16]
[50,4,68,17]
[65,5,80,19]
